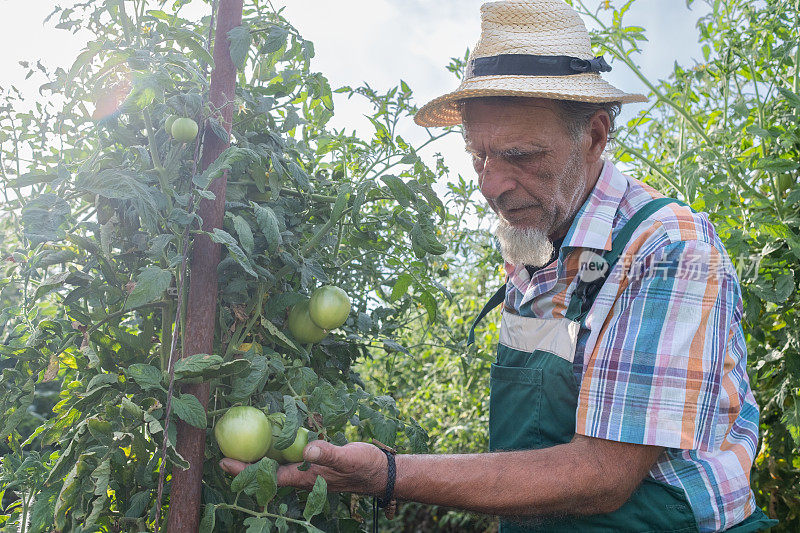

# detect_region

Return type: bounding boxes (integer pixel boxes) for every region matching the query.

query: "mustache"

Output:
[493,195,540,212]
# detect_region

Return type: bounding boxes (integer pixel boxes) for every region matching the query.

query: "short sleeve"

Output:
[575,240,736,452]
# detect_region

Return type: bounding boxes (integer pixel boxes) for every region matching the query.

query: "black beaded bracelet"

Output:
[376,447,396,509]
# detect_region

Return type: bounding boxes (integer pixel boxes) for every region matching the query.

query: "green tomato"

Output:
[164,115,178,134]
[266,413,310,464]
[171,117,199,142]
[279,427,310,463]
[214,406,272,463]
[309,285,351,330]
[288,299,327,344]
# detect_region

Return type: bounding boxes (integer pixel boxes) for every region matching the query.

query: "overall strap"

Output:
[467,283,506,346]
[564,197,688,322]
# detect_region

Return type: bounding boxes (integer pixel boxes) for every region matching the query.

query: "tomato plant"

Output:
[0,1,456,530]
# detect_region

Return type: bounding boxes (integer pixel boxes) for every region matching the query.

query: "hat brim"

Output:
[414,73,648,127]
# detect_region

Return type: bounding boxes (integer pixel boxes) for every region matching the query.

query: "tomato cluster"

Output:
[214,407,309,465]
[287,285,351,344]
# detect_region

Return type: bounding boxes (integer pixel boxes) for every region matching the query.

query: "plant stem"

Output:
[618,143,683,195]
[216,503,313,526]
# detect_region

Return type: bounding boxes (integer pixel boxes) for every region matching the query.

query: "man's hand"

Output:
[219,440,388,496]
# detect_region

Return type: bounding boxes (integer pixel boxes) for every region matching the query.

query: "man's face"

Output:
[462,98,591,242]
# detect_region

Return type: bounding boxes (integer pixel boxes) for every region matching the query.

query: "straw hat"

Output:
[414,0,647,127]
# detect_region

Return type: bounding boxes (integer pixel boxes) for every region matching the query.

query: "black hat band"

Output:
[468,54,612,78]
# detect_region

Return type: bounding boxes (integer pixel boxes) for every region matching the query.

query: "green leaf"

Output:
[125,364,164,391]
[21,194,70,245]
[199,503,216,533]
[231,463,259,494]
[76,168,159,223]
[404,419,430,453]
[261,316,300,352]
[124,490,151,518]
[276,516,289,533]
[391,273,414,301]
[172,393,207,429]
[309,381,355,427]
[244,517,273,533]
[207,116,230,143]
[28,485,59,533]
[172,28,215,68]
[126,265,172,309]
[87,373,118,392]
[756,158,800,173]
[33,271,71,301]
[774,270,795,303]
[418,289,437,321]
[230,356,268,401]
[381,175,415,207]
[194,147,260,188]
[91,458,111,496]
[252,203,282,251]
[232,214,255,255]
[778,86,800,109]
[228,25,252,70]
[261,25,289,54]
[11,172,58,188]
[274,395,301,449]
[208,228,258,277]
[173,353,225,379]
[303,475,327,521]
[253,457,278,506]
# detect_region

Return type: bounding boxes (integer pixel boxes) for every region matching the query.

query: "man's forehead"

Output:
[461,99,564,146]
[462,98,561,129]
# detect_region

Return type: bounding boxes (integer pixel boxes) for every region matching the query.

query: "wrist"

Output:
[375,447,396,506]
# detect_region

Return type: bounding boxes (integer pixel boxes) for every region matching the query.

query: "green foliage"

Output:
[0,1,458,531]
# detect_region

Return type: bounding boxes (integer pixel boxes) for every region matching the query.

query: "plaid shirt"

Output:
[504,160,759,532]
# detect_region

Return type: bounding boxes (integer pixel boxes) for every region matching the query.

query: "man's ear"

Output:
[586,110,611,162]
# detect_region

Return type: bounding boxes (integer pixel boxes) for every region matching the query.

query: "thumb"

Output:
[302,439,339,467]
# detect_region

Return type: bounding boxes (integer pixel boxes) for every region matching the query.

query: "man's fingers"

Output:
[277,462,321,489]
[302,439,339,467]
[219,458,249,475]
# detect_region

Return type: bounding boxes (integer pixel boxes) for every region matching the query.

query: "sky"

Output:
[0,0,709,199]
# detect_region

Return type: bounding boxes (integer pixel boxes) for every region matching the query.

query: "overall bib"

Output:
[468,198,777,532]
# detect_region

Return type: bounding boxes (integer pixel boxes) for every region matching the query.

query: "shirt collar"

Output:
[561,159,628,252]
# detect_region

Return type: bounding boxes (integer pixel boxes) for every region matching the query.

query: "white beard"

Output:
[495,219,554,268]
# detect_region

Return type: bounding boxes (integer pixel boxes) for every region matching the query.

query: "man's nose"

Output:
[479,156,517,201]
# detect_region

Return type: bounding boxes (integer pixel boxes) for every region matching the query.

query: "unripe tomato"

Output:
[266,413,310,464]
[279,427,310,463]
[171,117,198,142]
[288,299,327,344]
[309,285,351,330]
[214,406,272,463]
[164,115,178,134]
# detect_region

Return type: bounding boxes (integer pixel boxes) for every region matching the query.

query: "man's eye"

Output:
[504,151,532,163]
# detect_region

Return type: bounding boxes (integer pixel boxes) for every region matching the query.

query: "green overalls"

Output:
[468,198,777,532]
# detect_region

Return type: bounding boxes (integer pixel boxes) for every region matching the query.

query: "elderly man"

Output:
[221,1,776,531]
